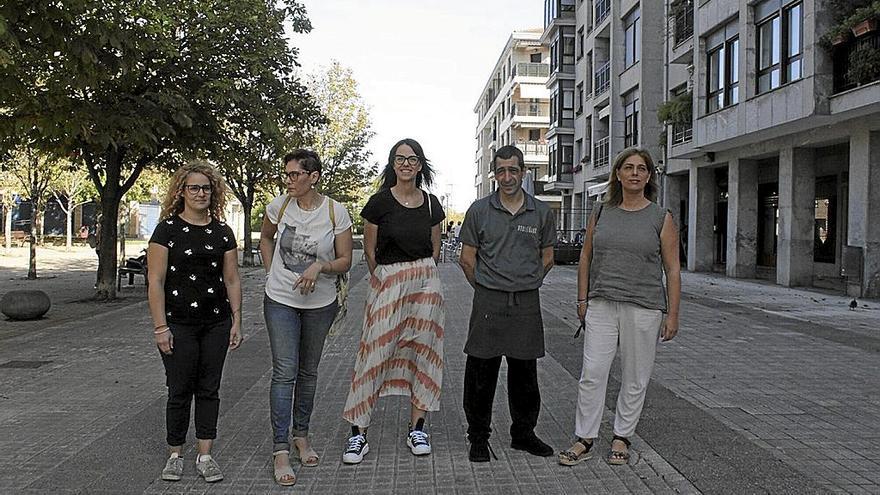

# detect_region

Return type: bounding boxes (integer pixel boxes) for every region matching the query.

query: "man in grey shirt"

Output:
[458,145,556,462]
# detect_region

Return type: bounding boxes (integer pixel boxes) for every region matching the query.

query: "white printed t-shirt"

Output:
[264,194,352,309]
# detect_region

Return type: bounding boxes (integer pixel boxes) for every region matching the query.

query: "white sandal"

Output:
[272,450,296,486]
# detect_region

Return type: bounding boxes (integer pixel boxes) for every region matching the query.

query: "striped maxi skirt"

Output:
[343,257,445,428]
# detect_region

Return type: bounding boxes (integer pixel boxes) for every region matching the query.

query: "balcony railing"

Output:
[594,62,610,96]
[517,140,549,156]
[673,1,694,46]
[595,0,611,25]
[593,137,610,168]
[514,102,550,117]
[513,62,550,78]
[671,122,693,145]
[833,32,880,93]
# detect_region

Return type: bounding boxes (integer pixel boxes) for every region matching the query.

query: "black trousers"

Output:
[463,355,540,443]
[160,318,231,446]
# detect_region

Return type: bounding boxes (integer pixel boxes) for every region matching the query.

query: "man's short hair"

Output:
[492,145,524,171]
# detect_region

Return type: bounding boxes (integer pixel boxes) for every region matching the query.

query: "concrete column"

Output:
[688,165,714,271]
[662,173,687,225]
[726,158,758,278]
[777,147,816,287]
[847,130,880,297]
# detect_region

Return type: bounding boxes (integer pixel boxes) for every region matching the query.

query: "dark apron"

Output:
[464,284,544,360]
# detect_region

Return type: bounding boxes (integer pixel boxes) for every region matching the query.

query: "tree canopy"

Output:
[0,0,319,298]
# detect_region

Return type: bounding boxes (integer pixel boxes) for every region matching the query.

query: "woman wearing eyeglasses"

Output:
[147,161,242,484]
[259,149,353,486]
[340,138,445,464]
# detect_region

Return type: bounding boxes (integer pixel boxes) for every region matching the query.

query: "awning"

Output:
[587,181,608,198]
[518,84,549,99]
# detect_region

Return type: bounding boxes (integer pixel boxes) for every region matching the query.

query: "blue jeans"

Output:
[264,295,338,452]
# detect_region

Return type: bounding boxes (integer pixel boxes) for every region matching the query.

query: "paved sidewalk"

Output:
[1,261,878,493]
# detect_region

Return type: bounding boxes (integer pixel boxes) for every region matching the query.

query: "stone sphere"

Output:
[1,290,51,320]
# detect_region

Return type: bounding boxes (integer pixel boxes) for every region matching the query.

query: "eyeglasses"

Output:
[393,155,420,166]
[283,170,312,181]
[183,184,213,194]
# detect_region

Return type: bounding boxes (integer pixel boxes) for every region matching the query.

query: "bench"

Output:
[118,256,148,290]
[11,231,29,247]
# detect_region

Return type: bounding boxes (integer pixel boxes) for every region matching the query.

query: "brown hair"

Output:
[603,147,659,207]
[160,160,228,220]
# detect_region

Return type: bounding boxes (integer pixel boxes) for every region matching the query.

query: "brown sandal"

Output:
[558,437,594,466]
[608,435,631,465]
[293,437,320,467]
[272,450,296,486]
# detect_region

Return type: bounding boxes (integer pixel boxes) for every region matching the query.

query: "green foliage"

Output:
[847,45,880,85]
[0,0,319,295]
[306,61,377,205]
[820,1,880,48]
[657,91,693,126]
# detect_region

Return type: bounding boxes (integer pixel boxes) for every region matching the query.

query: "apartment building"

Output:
[474,29,561,209]
[541,0,665,239]
[662,0,880,297]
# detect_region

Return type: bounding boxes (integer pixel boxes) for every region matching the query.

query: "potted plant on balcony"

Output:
[820,0,879,48]
[846,45,880,85]
[657,91,692,125]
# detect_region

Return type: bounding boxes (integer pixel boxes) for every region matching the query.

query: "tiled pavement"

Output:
[0,261,878,493]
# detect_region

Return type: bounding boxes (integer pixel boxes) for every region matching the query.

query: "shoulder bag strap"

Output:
[276,194,293,223]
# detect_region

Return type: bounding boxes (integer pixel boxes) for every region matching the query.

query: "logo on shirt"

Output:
[516,225,538,235]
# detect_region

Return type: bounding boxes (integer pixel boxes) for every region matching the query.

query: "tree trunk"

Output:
[241,200,254,266]
[94,195,121,300]
[27,233,36,279]
[65,200,73,252]
[4,203,11,253]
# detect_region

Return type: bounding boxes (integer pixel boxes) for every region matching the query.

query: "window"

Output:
[577,26,584,60]
[528,129,541,141]
[576,83,584,115]
[562,88,574,119]
[563,33,576,66]
[530,52,542,63]
[706,22,739,113]
[756,1,802,93]
[624,7,641,68]
[623,90,639,146]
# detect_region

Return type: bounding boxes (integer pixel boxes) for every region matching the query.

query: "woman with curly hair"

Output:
[147,160,243,483]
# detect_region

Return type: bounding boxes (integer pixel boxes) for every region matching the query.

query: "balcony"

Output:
[832,32,880,94]
[517,140,549,162]
[513,62,550,78]
[593,137,610,169]
[514,103,550,117]
[594,62,610,97]
[671,122,693,146]
[544,0,576,29]
[595,0,611,26]
[672,0,694,46]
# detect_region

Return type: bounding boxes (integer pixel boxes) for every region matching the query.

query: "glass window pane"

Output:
[788,58,801,81]
[634,18,641,63]
[731,84,739,105]
[730,39,739,84]
[709,50,721,90]
[758,21,774,69]
[772,17,781,65]
[771,67,780,88]
[787,4,801,57]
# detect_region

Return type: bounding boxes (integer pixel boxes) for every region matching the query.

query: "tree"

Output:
[4,147,53,279]
[1,0,317,299]
[306,62,377,204]
[51,164,95,251]
[0,169,16,253]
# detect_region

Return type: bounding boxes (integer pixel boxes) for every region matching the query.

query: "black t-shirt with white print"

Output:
[149,215,237,325]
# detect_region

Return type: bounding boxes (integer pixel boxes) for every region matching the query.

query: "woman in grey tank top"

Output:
[558,147,681,467]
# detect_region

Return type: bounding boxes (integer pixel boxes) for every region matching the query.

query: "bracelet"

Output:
[154,324,168,331]
[576,301,588,306]
[153,328,170,335]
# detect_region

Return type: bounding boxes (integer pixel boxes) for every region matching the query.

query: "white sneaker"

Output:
[342,434,369,464]
[407,428,432,456]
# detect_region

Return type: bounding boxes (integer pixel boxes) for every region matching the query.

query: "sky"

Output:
[291,0,543,212]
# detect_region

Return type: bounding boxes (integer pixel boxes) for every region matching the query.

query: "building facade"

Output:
[541,0,665,239]
[474,29,561,209]
[662,0,880,297]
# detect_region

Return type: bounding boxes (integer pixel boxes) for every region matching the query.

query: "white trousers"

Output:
[575,298,664,439]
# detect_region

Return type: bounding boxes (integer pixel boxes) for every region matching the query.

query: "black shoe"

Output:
[469,441,491,462]
[511,433,553,457]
